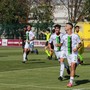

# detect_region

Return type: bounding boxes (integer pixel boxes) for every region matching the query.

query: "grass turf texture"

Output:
[0,47,90,90]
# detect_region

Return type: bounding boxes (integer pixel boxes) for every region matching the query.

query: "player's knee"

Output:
[60,58,64,63]
[71,63,76,70]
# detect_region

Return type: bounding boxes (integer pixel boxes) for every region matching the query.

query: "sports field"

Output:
[0,47,90,90]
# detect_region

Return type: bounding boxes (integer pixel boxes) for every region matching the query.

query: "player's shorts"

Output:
[45,41,48,46]
[24,42,34,50]
[66,53,78,66]
[66,54,78,66]
[60,51,78,66]
[54,51,66,60]
[51,42,54,49]
[22,42,25,49]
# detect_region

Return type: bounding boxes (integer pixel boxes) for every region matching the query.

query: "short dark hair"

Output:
[54,24,61,29]
[75,26,80,29]
[27,24,32,27]
[46,28,50,32]
[66,23,73,28]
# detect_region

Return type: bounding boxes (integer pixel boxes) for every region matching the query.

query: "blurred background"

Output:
[0,0,90,47]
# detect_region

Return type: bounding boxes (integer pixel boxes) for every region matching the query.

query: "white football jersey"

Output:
[61,33,81,54]
[26,31,35,43]
[49,33,64,51]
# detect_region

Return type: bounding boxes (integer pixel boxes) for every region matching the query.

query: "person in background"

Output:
[41,29,52,60]
[20,26,27,52]
[75,26,84,64]
[23,25,38,63]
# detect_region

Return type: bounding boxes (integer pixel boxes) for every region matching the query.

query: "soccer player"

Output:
[75,26,84,64]
[60,23,82,87]
[41,29,52,59]
[49,24,70,80]
[23,25,35,63]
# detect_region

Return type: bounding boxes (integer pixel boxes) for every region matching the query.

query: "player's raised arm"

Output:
[40,31,46,35]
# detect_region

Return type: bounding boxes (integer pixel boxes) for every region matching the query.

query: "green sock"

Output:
[78,54,83,61]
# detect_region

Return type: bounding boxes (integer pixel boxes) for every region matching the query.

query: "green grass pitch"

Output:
[0,47,90,90]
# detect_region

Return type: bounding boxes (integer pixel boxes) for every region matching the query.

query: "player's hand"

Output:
[73,48,78,52]
[27,40,30,43]
[50,48,53,52]
[55,44,60,47]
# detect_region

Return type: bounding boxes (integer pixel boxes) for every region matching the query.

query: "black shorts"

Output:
[51,42,54,49]
[22,42,25,49]
[45,41,48,46]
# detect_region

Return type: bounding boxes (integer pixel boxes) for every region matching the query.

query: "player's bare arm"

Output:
[48,43,53,52]
[73,42,82,52]
[55,43,62,47]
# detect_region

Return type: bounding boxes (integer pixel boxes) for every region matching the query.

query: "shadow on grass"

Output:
[0,55,8,57]
[64,75,70,80]
[82,64,90,66]
[64,75,80,80]
[75,79,90,86]
[28,59,45,64]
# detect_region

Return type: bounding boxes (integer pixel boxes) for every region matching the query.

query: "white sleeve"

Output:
[49,35,53,43]
[31,32,35,37]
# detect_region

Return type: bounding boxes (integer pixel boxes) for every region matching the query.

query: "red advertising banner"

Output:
[0,39,46,47]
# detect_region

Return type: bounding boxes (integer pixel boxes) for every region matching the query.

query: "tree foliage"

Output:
[0,0,29,24]
[83,0,90,21]
[59,0,86,23]
[0,0,30,38]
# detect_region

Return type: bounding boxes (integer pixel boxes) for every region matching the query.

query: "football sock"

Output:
[26,51,30,55]
[64,63,69,69]
[45,50,50,56]
[60,62,64,77]
[70,77,74,84]
[23,52,26,61]
[78,54,83,61]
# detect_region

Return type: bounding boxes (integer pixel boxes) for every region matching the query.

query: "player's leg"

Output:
[54,51,64,80]
[45,47,51,57]
[64,63,70,75]
[22,41,25,53]
[58,58,65,81]
[50,42,54,59]
[23,42,29,63]
[23,48,27,63]
[29,42,38,54]
[60,51,70,75]
[67,54,77,87]
[45,41,51,59]
[78,41,84,64]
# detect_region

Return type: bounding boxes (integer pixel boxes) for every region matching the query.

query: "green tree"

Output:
[59,0,86,23]
[83,0,90,21]
[29,0,54,39]
[0,0,30,38]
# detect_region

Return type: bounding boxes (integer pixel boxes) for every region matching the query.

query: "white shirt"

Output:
[61,33,81,54]
[26,31,35,43]
[49,33,64,51]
